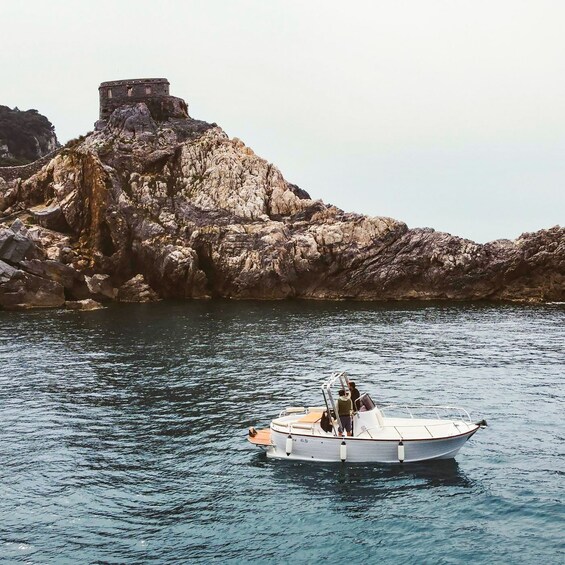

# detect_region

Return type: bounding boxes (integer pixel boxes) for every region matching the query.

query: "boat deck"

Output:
[248,428,271,446]
[270,414,477,441]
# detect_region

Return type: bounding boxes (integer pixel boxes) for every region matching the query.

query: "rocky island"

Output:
[0,79,563,309]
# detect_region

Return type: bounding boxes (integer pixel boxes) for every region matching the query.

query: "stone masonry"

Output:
[97,78,189,128]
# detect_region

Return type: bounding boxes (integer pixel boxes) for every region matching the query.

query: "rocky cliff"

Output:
[0,99,563,309]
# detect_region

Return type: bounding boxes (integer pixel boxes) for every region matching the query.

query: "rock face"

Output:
[0,219,111,309]
[0,96,563,309]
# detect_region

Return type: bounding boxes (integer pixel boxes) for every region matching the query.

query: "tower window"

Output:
[108,88,112,98]
[127,86,133,97]
[145,86,152,95]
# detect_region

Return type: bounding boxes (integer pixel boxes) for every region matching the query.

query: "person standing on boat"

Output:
[349,381,360,413]
[337,389,353,437]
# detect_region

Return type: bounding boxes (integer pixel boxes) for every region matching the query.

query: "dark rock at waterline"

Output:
[0,265,65,310]
[20,259,91,300]
[65,298,103,311]
[117,274,160,303]
[0,220,114,308]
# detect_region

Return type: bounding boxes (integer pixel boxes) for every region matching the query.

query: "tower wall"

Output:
[98,78,171,120]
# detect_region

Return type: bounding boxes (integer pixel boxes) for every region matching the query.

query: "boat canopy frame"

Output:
[321,371,351,436]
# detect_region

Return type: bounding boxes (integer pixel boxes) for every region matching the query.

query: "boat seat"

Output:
[296,412,323,424]
[285,406,306,414]
[272,411,323,431]
[290,423,316,430]
[272,418,289,427]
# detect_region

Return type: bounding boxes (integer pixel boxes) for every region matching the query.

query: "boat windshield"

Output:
[358,393,376,412]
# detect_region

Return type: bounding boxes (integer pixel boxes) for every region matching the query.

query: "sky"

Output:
[2,0,564,243]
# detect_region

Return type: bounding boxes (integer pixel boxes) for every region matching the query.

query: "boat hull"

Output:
[267,426,479,463]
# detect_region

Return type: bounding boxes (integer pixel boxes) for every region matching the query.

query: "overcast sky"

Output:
[3,0,564,242]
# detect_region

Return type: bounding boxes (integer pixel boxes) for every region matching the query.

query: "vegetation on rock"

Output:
[0,106,58,166]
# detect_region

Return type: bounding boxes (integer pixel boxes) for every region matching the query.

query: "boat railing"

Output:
[379,404,473,423]
[277,406,326,418]
[320,371,349,392]
[278,406,308,417]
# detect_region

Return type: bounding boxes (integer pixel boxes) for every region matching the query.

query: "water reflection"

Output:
[253,455,474,502]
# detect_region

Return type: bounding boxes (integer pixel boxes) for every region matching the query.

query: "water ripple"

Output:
[0,301,563,563]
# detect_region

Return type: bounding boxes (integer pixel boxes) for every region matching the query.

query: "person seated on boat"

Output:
[320,410,333,433]
[337,389,353,437]
[348,381,361,413]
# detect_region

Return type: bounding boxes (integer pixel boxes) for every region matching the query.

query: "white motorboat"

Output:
[248,372,486,463]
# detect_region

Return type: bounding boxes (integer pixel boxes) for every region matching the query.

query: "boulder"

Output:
[0,259,16,282]
[25,225,75,263]
[85,274,118,300]
[0,178,19,213]
[29,202,70,231]
[0,227,37,264]
[0,267,65,309]
[19,259,90,300]
[117,274,160,303]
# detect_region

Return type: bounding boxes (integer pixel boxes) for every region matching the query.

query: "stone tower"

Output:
[96,78,189,129]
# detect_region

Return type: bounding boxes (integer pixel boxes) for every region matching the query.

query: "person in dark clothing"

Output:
[320,410,333,433]
[349,381,361,413]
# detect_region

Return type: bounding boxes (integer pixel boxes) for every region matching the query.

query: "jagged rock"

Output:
[85,274,117,300]
[0,177,14,212]
[0,259,16,282]
[25,225,75,263]
[0,226,38,264]
[0,98,562,307]
[106,104,157,141]
[0,267,65,309]
[65,299,103,311]
[117,274,160,302]
[0,220,94,309]
[10,218,26,233]
[19,259,90,300]
[29,202,70,231]
[0,181,20,212]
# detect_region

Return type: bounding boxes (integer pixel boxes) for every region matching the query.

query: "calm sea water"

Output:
[0,301,563,564]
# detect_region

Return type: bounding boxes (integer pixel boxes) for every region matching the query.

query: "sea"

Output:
[0,300,563,564]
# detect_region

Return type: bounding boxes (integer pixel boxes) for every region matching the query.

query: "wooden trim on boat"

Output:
[248,428,272,446]
[296,411,323,424]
